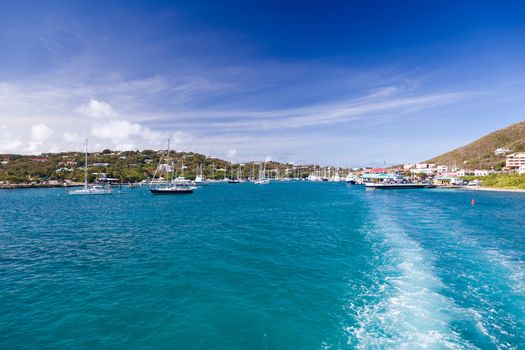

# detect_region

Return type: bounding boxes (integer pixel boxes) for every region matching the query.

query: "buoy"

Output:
[471,199,475,206]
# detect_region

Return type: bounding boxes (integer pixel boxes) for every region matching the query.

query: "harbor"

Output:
[2,2,525,349]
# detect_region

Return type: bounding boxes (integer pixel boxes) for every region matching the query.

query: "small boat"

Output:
[69,184,113,195]
[69,139,112,195]
[194,164,210,185]
[228,165,244,183]
[150,183,193,194]
[149,138,194,195]
[345,174,357,185]
[254,162,270,185]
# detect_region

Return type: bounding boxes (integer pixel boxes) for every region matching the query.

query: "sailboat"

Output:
[254,162,270,185]
[69,139,112,195]
[194,164,210,185]
[228,165,243,183]
[149,139,193,194]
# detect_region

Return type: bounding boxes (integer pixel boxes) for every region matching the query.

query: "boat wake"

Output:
[345,214,473,349]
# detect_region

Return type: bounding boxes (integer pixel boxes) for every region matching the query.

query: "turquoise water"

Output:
[1,183,524,349]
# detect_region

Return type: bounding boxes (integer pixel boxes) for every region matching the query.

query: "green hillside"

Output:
[426,120,525,169]
[0,149,331,184]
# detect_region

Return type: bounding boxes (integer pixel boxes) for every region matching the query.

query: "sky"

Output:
[1,0,525,166]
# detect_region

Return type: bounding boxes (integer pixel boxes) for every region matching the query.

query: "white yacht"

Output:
[254,162,270,185]
[69,139,112,195]
[149,139,194,194]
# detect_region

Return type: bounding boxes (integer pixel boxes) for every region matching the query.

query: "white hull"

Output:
[69,188,112,195]
[254,179,270,185]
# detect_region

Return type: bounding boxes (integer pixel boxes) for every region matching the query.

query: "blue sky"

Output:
[1,1,525,166]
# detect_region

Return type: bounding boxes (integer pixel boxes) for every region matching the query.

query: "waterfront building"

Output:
[434,177,464,186]
[505,152,525,169]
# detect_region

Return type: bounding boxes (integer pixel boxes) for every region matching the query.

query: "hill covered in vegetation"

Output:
[0,149,326,184]
[426,120,525,170]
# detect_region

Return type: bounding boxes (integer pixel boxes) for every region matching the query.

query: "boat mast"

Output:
[167,138,171,182]
[84,138,88,189]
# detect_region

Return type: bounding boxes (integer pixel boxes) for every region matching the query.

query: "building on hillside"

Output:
[415,163,435,169]
[506,152,525,170]
[410,168,436,175]
[473,169,495,176]
[495,148,512,156]
[435,165,448,176]
[32,158,48,162]
[403,164,415,170]
[518,165,525,175]
[363,168,389,174]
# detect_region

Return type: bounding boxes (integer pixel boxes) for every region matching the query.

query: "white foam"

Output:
[485,248,525,295]
[346,215,474,349]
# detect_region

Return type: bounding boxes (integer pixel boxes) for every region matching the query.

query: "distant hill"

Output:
[426,120,525,170]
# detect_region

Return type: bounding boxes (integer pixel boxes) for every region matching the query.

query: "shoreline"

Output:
[459,186,525,193]
[0,184,83,190]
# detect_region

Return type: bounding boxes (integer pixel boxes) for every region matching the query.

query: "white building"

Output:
[495,148,512,156]
[518,165,525,175]
[474,169,490,176]
[415,163,436,169]
[506,152,525,169]
[410,168,436,175]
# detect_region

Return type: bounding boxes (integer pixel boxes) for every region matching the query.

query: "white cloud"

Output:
[115,143,136,151]
[89,119,170,151]
[77,98,118,118]
[0,125,22,153]
[25,140,41,153]
[0,139,22,152]
[91,120,143,140]
[226,149,237,158]
[63,132,80,142]
[265,155,272,162]
[31,123,53,141]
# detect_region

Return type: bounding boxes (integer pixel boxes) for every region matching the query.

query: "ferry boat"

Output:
[364,182,436,190]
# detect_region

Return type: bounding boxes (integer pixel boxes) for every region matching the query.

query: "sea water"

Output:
[0,183,524,349]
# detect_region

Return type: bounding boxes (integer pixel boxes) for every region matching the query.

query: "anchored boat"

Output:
[69,139,112,195]
[149,138,194,195]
